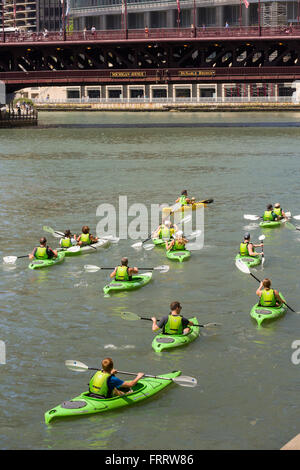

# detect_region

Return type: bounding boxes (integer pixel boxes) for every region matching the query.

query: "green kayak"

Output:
[57,239,110,257]
[152,238,166,247]
[44,370,181,424]
[103,272,152,295]
[152,317,200,352]
[235,253,261,268]
[28,252,65,270]
[259,220,281,229]
[250,292,288,327]
[166,249,191,263]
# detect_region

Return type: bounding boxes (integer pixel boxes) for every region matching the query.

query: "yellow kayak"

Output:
[162,199,213,214]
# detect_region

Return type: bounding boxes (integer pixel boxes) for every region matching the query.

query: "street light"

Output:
[60,0,66,40]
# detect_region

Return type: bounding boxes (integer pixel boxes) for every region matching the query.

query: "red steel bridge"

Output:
[1,26,300,93]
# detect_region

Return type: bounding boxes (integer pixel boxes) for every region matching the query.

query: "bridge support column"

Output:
[292,80,300,103]
[244,4,250,26]
[0,81,6,105]
[216,5,225,27]
[144,11,151,28]
[100,15,107,30]
[166,10,174,28]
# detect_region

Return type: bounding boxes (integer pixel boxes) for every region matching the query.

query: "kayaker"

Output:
[262,204,278,221]
[77,226,98,246]
[165,231,188,251]
[240,233,263,258]
[273,203,288,221]
[110,257,138,281]
[29,237,57,260]
[89,357,144,398]
[153,219,178,240]
[151,301,195,335]
[175,190,193,206]
[256,278,283,307]
[59,229,77,248]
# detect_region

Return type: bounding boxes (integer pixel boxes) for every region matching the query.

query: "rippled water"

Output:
[1,111,300,450]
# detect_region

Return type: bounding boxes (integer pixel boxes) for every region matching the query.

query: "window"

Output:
[67,89,80,99]
[87,89,100,98]
[108,88,122,98]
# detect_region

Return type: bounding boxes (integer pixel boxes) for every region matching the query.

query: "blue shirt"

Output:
[107,375,124,393]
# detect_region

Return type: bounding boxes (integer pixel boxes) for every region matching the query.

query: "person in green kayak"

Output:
[77,225,98,246]
[256,278,283,307]
[240,233,264,258]
[153,219,178,240]
[165,230,188,251]
[151,301,196,336]
[59,229,77,248]
[110,257,138,281]
[88,357,144,398]
[29,237,57,260]
[273,203,288,221]
[175,190,194,206]
[262,204,278,222]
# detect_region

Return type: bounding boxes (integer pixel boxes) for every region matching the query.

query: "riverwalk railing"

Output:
[1,25,300,43]
[33,96,295,105]
[0,108,38,127]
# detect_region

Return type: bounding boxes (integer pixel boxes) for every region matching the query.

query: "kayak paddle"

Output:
[160,198,214,213]
[3,254,29,264]
[65,360,197,387]
[235,258,296,312]
[84,264,170,273]
[43,226,120,243]
[258,234,265,266]
[131,215,192,250]
[244,211,291,222]
[121,311,221,328]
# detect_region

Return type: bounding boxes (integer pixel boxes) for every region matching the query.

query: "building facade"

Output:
[1,0,37,31]
[70,0,300,31]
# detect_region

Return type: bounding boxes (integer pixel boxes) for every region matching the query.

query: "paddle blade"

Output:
[243,214,260,221]
[293,215,300,220]
[3,256,18,264]
[131,241,143,249]
[154,265,170,273]
[285,211,291,218]
[84,264,101,272]
[172,375,198,387]
[258,235,265,241]
[202,322,222,328]
[143,244,155,251]
[43,225,54,234]
[235,258,251,274]
[121,311,140,321]
[65,360,89,372]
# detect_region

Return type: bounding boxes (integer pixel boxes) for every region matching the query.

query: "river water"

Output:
[1,111,300,450]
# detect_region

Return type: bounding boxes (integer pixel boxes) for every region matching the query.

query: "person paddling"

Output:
[262,204,278,222]
[175,190,193,206]
[88,357,144,398]
[273,203,288,221]
[165,230,188,252]
[151,301,196,336]
[153,219,178,241]
[240,233,263,259]
[59,229,77,248]
[29,237,57,260]
[110,257,138,281]
[256,278,282,307]
[77,226,98,246]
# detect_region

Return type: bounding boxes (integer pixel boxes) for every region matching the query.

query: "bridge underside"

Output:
[1,39,300,93]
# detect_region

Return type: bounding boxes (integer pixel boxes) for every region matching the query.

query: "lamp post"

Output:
[258,0,261,36]
[193,0,196,36]
[2,0,5,42]
[60,0,66,40]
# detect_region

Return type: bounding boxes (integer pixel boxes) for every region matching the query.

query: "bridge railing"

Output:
[2,25,300,43]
